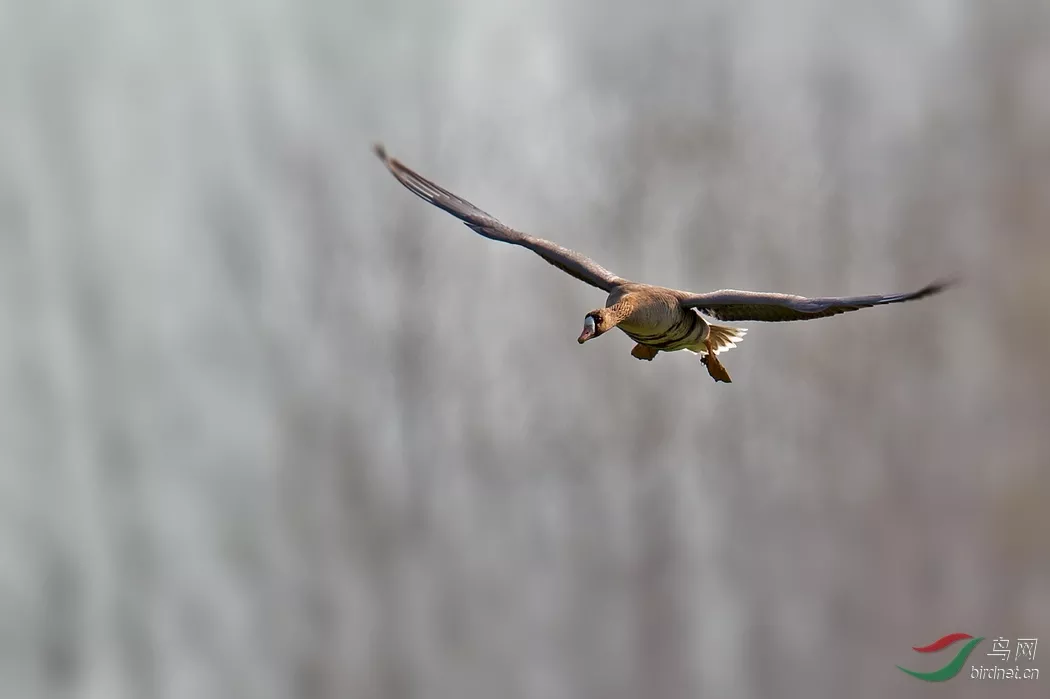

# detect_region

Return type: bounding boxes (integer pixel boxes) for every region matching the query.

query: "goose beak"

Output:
[578,316,597,344]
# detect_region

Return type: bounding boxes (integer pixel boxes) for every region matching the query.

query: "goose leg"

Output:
[701,341,733,383]
[631,343,659,361]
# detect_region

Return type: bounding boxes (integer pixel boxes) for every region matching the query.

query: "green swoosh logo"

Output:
[897,637,984,682]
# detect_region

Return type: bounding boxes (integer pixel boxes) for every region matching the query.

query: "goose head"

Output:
[577,309,616,344]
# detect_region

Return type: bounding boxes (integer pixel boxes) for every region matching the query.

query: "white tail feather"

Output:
[687,324,747,356]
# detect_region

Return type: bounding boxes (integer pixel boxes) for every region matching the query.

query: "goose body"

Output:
[606,284,716,351]
[583,283,746,381]
[374,145,950,383]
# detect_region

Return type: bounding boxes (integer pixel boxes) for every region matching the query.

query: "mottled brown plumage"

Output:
[374,145,952,383]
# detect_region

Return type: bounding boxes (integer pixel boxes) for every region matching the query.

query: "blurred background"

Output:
[1,0,1048,697]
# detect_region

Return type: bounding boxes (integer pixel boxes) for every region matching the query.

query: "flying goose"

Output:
[374,145,951,383]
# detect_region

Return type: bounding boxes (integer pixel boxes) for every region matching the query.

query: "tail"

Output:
[689,324,747,356]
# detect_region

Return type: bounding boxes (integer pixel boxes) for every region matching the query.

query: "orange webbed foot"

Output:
[631,344,659,361]
[702,344,733,383]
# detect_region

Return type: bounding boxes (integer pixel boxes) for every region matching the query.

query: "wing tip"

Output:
[374,143,415,183]
[373,142,390,162]
[916,276,959,299]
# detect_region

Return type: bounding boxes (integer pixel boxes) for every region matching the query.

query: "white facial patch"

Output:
[584,316,596,334]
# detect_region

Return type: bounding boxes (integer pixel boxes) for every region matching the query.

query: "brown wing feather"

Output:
[678,280,953,322]
[374,145,623,292]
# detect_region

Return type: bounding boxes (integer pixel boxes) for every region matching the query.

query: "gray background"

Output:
[1,0,1047,697]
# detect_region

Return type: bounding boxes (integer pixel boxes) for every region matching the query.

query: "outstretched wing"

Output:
[374,145,624,292]
[678,280,953,322]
